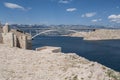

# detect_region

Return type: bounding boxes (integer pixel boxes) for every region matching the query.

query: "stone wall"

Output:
[0,24,3,43]
[0,23,32,49]
[18,35,27,49]
[36,46,61,53]
[2,33,14,47]
[0,24,2,33]
[10,29,32,49]
[0,28,2,33]
[3,23,10,33]
[0,33,3,43]
[1,31,31,49]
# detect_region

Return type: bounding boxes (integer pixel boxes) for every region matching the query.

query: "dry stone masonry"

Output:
[0,23,32,49]
[36,46,61,53]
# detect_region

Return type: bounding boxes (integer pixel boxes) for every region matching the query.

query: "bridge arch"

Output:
[31,29,79,39]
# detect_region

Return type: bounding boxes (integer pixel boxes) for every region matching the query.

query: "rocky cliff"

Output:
[0,44,120,80]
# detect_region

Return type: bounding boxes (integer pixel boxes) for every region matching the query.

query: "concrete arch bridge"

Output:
[31,29,79,39]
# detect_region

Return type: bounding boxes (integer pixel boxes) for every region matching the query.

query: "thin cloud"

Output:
[108,14,120,23]
[116,6,119,9]
[91,19,102,22]
[4,2,25,10]
[59,0,72,4]
[27,7,32,10]
[91,19,97,22]
[81,12,96,18]
[66,8,77,12]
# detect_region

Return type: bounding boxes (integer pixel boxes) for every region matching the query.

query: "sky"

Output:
[0,0,120,26]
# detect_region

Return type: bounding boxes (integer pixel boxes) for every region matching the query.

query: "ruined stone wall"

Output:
[13,35,17,47]
[11,29,32,49]
[36,46,61,53]
[1,24,15,47]
[0,24,2,33]
[27,40,32,49]
[0,33,3,43]
[0,25,3,43]
[17,35,27,49]
[0,28,2,33]
[2,33,14,47]
[1,32,29,49]
[0,23,32,49]
[3,23,10,33]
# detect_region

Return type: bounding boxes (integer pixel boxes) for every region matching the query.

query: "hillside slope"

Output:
[0,44,120,80]
[69,29,120,40]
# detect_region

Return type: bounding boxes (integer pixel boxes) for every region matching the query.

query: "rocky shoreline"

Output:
[0,44,120,80]
[0,24,120,80]
[68,29,120,40]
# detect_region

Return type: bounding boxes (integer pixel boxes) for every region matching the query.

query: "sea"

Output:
[32,36,120,72]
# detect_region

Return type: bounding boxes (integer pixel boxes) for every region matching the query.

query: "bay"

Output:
[32,36,120,71]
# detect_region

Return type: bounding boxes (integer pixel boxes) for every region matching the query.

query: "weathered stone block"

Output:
[2,33,14,47]
[0,33,3,43]
[27,40,32,49]
[36,46,61,53]
[21,35,27,49]
[18,35,27,49]
[13,35,17,47]
[3,23,10,33]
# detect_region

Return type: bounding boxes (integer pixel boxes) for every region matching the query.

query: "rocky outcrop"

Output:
[0,44,120,80]
[69,29,120,40]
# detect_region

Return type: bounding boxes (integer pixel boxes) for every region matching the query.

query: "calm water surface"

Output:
[32,36,120,71]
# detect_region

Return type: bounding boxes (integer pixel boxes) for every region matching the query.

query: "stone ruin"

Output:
[36,46,61,53]
[0,23,32,49]
[0,23,3,43]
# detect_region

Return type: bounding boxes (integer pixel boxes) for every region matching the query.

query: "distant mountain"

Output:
[9,24,120,30]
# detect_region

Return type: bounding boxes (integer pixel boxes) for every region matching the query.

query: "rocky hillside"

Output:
[69,29,120,40]
[0,44,120,80]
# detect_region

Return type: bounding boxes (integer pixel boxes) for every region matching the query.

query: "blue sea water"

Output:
[32,36,120,71]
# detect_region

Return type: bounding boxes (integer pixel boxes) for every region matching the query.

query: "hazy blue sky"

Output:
[0,0,120,25]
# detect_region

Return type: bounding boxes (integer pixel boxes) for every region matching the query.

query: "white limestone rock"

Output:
[0,44,120,80]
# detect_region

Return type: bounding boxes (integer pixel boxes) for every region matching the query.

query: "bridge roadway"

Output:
[19,27,96,31]
[16,27,96,39]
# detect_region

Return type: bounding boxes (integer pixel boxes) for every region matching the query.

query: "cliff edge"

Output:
[0,44,120,80]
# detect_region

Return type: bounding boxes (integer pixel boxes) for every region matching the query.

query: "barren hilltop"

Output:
[0,44,120,80]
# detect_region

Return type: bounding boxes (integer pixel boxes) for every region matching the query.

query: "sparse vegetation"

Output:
[107,69,120,80]
[73,75,78,80]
